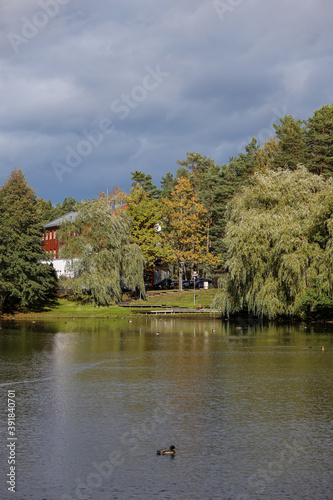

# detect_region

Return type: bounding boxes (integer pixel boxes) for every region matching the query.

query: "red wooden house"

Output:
[41,202,128,276]
[42,211,78,260]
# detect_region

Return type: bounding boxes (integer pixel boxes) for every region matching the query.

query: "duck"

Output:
[157,445,177,456]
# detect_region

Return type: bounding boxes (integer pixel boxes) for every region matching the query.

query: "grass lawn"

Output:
[6,298,127,319]
[3,289,218,319]
[131,288,217,309]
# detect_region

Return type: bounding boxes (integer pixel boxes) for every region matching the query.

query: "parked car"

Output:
[153,278,172,290]
[182,280,191,289]
[190,279,201,288]
[190,278,212,288]
[170,279,190,289]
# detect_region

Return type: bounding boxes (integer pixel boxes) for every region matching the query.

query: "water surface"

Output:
[0,318,332,499]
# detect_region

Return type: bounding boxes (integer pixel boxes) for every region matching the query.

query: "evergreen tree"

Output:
[160,172,176,198]
[51,196,79,219]
[36,198,54,224]
[175,166,190,181]
[305,103,333,176]
[177,152,216,181]
[272,114,308,170]
[210,138,259,256]
[131,170,161,198]
[0,169,57,313]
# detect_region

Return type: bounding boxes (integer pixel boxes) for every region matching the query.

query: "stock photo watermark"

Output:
[61,398,172,500]
[7,0,70,54]
[6,390,17,493]
[213,0,244,22]
[52,65,170,183]
[235,439,304,499]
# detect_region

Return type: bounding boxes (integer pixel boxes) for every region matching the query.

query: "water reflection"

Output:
[0,318,332,499]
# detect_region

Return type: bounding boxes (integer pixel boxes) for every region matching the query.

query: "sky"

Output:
[0,0,332,204]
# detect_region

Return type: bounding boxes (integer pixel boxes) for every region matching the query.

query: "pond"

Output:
[0,317,332,499]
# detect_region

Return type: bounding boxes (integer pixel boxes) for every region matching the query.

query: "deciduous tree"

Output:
[162,178,218,287]
[59,199,145,304]
[213,167,333,319]
[126,185,168,269]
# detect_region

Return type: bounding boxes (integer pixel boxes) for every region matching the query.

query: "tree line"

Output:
[1,103,332,317]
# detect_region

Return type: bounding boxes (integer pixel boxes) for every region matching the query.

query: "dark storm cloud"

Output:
[0,0,332,202]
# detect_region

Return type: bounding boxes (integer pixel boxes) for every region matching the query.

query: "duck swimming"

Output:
[157,445,177,456]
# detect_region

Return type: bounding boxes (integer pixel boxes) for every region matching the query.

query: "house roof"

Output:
[44,211,78,229]
[43,203,128,229]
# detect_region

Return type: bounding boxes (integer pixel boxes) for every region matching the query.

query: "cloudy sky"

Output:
[0,0,332,203]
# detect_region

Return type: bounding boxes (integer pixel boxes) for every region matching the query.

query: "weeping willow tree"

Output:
[213,166,333,319]
[59,200,146,305]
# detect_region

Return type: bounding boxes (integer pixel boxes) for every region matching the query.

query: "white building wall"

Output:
[41,259,74,278]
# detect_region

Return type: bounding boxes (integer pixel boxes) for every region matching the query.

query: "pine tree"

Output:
[160,172,176,198]
[272,114,308,170]
[210,139,259,257]
[51,196,79,219]
[0,169,57,313]
[305,103,333,176]
[131,170,161,198]
[36,198,54,224]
